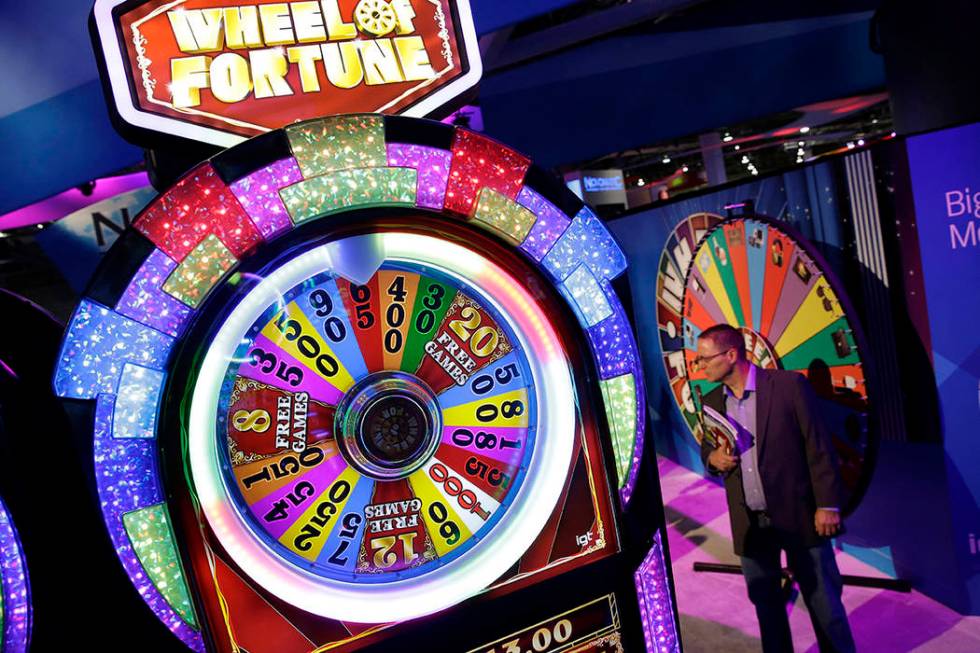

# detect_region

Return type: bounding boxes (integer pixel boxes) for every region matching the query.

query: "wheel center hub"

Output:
[334,371,441,479]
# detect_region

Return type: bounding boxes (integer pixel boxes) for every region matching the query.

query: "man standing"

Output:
[696,323,855,653]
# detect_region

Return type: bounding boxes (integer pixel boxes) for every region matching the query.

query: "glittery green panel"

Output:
[162,234,237,308]
[123,504,198,628]
[280,167,418,224]
[286,115,387,178]
[599,373,637,488]
[471,188,537,245]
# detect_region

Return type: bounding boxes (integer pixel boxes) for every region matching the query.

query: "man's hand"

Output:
[707,444,739,473]
[815,508,841,538]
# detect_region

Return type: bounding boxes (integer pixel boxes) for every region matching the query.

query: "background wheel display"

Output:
[657,212,724,438]
[659,215,873,513]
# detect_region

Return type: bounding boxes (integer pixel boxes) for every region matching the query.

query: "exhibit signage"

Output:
[92,0,481,146]
[907,121,980,613]
[564,170,627,208]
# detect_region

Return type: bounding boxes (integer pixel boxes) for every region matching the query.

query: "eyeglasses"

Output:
[692,348,732,369]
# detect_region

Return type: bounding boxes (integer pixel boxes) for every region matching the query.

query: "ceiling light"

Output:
[734,145,740,151]
[682,165,689,173]
[722,134,733,143]
[662,156,671,164]
[857,139,865,146]
[846,142,855,149]
[799,126,810,134]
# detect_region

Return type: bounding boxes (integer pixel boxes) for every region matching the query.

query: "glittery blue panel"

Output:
[578,206,628,279]
[93,395,203,651]
[587,298,637,380]
[515,187,572,262]
[113,364,166,439]
[54,299,174,399]
[116,249,193,338]
[542,216,587,281]
[542,207,627,282]
[562,264,613,327]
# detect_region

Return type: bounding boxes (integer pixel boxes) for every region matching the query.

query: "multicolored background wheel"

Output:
[53,114,653,651]
[658,215,872,513]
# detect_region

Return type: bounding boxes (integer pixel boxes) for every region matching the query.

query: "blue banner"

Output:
[907,122,980,614]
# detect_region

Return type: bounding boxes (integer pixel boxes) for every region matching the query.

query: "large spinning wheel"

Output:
[658,215,873,513]
[188,232,575,620]
[54,114,651,651]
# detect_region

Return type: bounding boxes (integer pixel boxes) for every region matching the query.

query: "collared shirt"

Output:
[724,364,767,512]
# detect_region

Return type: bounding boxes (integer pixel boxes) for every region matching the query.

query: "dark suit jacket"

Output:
[699,367,842,557]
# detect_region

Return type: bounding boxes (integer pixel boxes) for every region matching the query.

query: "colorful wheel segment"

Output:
[212,257,540,585]
[660,216,871,512]
[52,113,645,643]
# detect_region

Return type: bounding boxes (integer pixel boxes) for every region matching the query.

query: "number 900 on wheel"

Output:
[54,115,660,653]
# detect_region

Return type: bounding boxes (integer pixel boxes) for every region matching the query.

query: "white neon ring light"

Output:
[188,232,576,622]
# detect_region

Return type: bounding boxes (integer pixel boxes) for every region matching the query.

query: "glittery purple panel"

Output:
[386,143,452,210]
[54,300,174,399]
[587,298,637,380]
[634,530,680,653]
[116,250,193,338]
[0,497,30,653]
[516,187,572,261]
[622,358,646,507]
[584,289,645,505]
[93,395,204,651]
[230,158,304,239]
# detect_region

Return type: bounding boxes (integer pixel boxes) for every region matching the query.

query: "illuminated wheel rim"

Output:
[53,113,646,647]
[666,216,871,512]
[190,232,576,620]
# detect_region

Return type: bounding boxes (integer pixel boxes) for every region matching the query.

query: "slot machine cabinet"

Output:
[53,115,680,652]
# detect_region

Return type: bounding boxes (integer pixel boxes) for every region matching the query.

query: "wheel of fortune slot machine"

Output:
[52,114,681,653]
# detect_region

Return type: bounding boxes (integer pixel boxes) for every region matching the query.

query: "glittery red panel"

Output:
[134,163,263,262]
[444,129,531,216]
